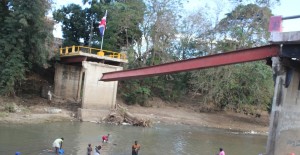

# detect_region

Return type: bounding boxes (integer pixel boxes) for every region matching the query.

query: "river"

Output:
[0,122,267,155]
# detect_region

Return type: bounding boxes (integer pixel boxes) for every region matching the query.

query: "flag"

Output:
[99,11,107,37]
[269,16,282,32]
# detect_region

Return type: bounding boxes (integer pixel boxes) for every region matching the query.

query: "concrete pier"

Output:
[54,63,82,101]
[54,46,127,122]
[267,31,300,155]
[54,62,122,122]
[267,64,300,155]
[79,61,122,121]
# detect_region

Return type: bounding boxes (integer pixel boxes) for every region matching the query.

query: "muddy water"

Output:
[0,122,267,155]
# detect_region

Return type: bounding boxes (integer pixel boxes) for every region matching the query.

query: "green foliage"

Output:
[120,80,151,106]
[217,4,272,48]
[120,1,274,112]
[120,72,190,105]
[150,74,190,101]
[0,0,52,95]
[4,103,17,113]
[177,3,274,112]
[104,0,145,50]
[54,0,275,113]
[53,0,145,51]
[0,111,8,117]
[53,4,93,46]
[230,0,280,7]
[190,61,274,111]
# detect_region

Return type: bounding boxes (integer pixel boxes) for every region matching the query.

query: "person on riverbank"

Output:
[219,148,225,155]
[87,144,93,155]
[94,145,101,155]
[52,137,64,155]
[132,140,141,155]
[102,134,110,143]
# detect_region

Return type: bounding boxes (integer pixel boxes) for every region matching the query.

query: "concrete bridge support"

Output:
[267,57,300,155]
[79,61,122,122]
[54,63,82,101]
[54,62,122,122]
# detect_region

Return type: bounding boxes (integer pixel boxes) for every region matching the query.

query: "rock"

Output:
[121,122,130,125]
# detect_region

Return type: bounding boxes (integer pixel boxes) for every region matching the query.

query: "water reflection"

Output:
[0,122,267,155]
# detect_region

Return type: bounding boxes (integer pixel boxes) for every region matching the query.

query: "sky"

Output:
[51,0,300,38]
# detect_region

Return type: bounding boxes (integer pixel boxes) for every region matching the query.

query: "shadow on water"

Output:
[0,122,267,155]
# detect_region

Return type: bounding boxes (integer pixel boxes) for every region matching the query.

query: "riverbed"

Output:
[0,122,267,155]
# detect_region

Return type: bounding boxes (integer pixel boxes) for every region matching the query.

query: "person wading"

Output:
[87,144,92,155]
[219,148,225,155]
[132,140,141,155]
[52,137,64,155]
[102,134,110,143]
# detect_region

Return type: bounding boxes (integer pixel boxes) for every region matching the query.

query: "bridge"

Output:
[54,27,300,155]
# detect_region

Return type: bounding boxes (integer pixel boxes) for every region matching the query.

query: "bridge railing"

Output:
[59,45,127,60]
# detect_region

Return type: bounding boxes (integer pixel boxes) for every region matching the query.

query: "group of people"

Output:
[87,143,102,155]
[52,136,225,155]
[88,133,110,155]
[52,134,141,155]
[52,136,224,155]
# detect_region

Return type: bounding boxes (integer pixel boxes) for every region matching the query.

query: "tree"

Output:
[120,0,188,104]
[53,0,145,51]
[0,0,52,95]
[103,0,145,51]
[216,4,272,49]
[53,4,91,46]
[189,3,274,112]
[175,9,211,60]
[230,0,280,7]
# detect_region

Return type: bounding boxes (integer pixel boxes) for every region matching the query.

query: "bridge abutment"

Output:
[267,58,300,154]
[79,61,122,122]
[54,61,123,122]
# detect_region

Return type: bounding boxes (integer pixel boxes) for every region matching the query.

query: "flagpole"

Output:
[100,10,107,50]
[101,36,104,50]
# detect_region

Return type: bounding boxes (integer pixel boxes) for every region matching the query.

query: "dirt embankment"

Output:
[0,96,270,134]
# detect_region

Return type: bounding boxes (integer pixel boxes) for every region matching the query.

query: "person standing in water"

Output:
[87,144,93,155]
[219,148,225,155]
[132,140,141,155]
[52,137,64,155]
[94,145,101,155]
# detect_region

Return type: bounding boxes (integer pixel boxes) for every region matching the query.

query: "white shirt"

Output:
[52,138,63,148]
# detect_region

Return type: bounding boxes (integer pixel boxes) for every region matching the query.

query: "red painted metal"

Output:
[101,45,280,81]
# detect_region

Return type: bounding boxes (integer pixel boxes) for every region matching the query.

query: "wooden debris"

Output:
[103,104,152,127]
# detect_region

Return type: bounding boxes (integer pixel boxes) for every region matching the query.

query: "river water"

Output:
[0,122,267,155]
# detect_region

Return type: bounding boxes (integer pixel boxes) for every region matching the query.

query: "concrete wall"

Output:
[78,108,111,122]
[54,63,82,101]
[54,62,122,122]
[267,58,300,154]
[81,61,122,110]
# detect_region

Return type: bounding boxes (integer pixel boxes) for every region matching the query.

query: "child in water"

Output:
[87,144,92,155]
[94,145,101,155]
[102,134,110,143]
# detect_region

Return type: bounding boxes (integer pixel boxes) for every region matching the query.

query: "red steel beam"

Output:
[101,45,280,81]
